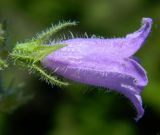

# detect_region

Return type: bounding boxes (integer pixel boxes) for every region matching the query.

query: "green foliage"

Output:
[0,24,5,44]
[0,21,33,114]
[0,59,8,70]
[0,21,9,71]
[0,84,33,113]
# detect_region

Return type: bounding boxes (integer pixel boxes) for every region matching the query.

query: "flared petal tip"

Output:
[125,17,152,53]
[141,17,153,35]
[133,94,144,121]
[142,17,153,25]
[134,108,144,121]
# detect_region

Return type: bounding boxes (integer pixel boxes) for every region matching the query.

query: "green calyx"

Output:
[11,41,66,65]
[10,21,77,86]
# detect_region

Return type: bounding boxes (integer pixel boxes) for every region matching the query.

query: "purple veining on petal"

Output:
[42,18,152,120]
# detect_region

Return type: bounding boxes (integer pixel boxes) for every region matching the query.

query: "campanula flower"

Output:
[42,18,152,120]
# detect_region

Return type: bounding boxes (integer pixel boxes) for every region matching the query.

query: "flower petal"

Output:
[42,17,151,120]
[58,18,152,58]
[123,17,152,57]
[42,47,148,90]
[120,88,144,121]
[42,52,146,120]
[127,58,148,91]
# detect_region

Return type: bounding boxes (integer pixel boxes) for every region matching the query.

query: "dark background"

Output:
[0,0,160,135]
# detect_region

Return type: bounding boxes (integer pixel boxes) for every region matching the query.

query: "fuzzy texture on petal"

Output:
[42,17,152,120]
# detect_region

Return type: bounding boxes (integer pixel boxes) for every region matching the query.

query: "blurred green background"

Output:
[0,0,160,135]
